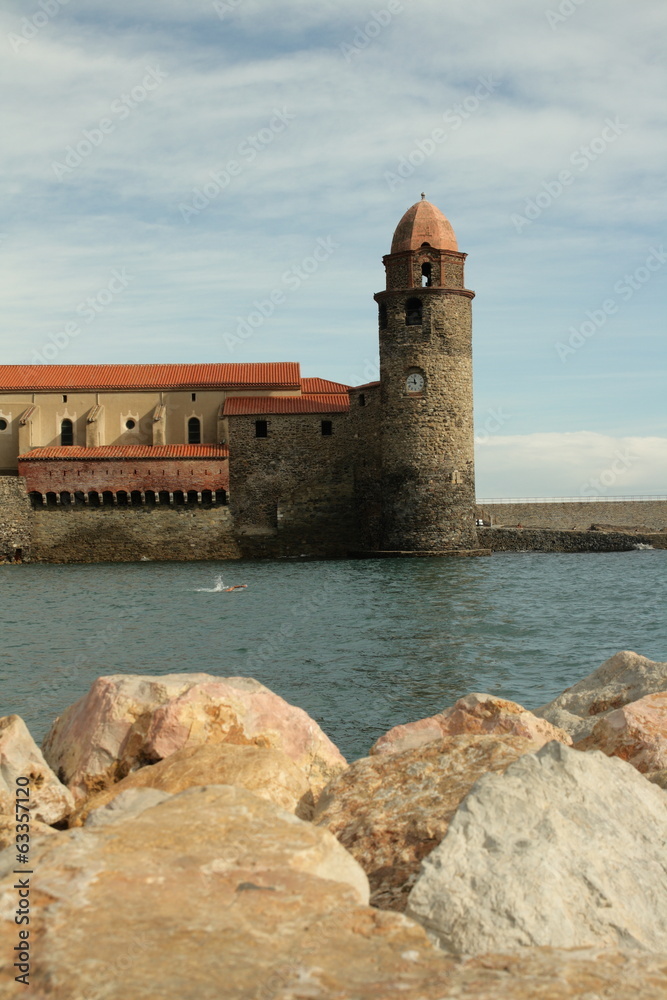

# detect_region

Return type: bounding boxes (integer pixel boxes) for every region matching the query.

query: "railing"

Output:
[477,495,667,504]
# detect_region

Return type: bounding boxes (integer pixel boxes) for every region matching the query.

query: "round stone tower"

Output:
[374,195,477,551]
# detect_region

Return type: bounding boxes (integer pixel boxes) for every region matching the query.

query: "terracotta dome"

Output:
[390,197,458,254]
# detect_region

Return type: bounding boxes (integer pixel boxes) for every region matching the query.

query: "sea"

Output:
[1,549,665,762]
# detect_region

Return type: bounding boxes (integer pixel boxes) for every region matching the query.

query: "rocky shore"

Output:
[1,650,667,997]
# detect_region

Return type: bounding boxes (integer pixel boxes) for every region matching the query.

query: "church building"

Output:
[0,198,482,559]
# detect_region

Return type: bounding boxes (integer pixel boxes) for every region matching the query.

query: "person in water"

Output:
[224,584,247,592]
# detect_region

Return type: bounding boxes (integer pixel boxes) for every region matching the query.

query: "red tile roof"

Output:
[352,381,381,390]
[224,395,350,416]
[301,377,350,395]
[0,364,300,392]
[18,445,229,462]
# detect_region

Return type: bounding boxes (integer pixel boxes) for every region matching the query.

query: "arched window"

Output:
[405,298,423,326]
[421,263,432,287]
[60,418,74,446]
[188,417,201,444]
[378,302,388,329]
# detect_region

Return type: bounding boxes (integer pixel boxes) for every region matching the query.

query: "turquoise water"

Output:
[1,550,665,761]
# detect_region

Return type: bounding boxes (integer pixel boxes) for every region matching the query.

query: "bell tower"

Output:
[374,195,478,551]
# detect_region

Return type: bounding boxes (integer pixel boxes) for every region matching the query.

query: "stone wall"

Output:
[476,500,667,532]
[0,476,33,561]
[28,505,242,563]
[479,527,667,552]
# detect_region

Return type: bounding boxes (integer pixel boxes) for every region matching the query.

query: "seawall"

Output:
[476,499,667,532]
[479,527,667,552]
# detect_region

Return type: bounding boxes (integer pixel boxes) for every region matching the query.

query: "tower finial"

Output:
[421,192,426,200]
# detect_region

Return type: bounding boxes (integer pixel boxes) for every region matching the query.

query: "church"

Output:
[0,198,483,559]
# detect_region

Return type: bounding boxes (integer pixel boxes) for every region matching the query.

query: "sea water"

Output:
[1,549,665,761]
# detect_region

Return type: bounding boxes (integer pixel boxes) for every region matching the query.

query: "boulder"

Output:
[42,674,346,801]
[0,814,57,850]
[0,715,74,824]
[84,787,172,828]
[575,692,667,772]
[647,769,667,790]
[536,650,667,739]
[71,743,315,827]
[370,693,572,755]
[3,784,665,999]
[406,742,667,955]
[315,734,539,911]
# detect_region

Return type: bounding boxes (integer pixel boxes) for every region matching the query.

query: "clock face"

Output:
[405,372,425,394]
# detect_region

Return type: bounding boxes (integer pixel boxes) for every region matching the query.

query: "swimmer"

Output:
[223,584,248,592]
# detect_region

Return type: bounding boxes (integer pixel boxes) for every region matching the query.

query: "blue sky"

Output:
[1,0,665,496]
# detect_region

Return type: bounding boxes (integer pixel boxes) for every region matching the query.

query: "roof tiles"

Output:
[224,395,350,416]
[0,363,301,392]
[18,445,229,462]
[301,377,350,395]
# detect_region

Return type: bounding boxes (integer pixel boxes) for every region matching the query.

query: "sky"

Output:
[1,0,665,498]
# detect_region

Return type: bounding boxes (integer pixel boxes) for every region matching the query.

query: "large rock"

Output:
[648,769,667,790]
[3,784,666,999]
[0,715,74,824]
[0,814,57,850]
[315,734,539,911]
[575,692,667,772]
[370,693,572,755]
[42,674,346,801]
[406,741,667,955]
[536,650,667,740]
[70,743,315,827]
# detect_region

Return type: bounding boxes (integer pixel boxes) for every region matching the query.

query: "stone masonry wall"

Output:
[477,501,667,531]
[0,476,33,560]
[479,527,667,552]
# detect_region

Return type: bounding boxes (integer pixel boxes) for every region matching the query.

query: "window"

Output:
[321,420,332,436]
[359,394,366,407]
[378,302,388,329]
[62,394,67,403]
[255,420,268,438]
[421,263,432,287]
[188,417,201,444]
[191,393,197,402]
[0,419,7,431]
[125,419,136,430]
[60,418,73,446]
[405,298,423,326]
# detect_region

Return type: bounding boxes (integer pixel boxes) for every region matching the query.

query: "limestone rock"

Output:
[84,786,172,827]
[0,814,57,850]
[406,741,667,955]
[575,692,667,772]
[71,743,315,827]
[371,692,572,755]
[42,673,346,801]
[536,650,667,739]
[315,734,539,911]
[0,715,74,824]
[647,768,667,790]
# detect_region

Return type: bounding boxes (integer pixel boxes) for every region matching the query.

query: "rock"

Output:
[370,693,572,755]
[85,787,172,827]
[406,742,667,955]
[0,814,57,850]
[575,692,667,772]
[71,743,315,827]
[3,785,665,999]
[647,769,667,790]
[0,715,74,824]
[536,650,667,739]
[42,674,346,801]
[315,734,539,911]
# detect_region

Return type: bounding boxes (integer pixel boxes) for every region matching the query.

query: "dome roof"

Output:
[390,196,458,254]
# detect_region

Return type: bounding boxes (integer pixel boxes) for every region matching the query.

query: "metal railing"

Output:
[477,495,667,504]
